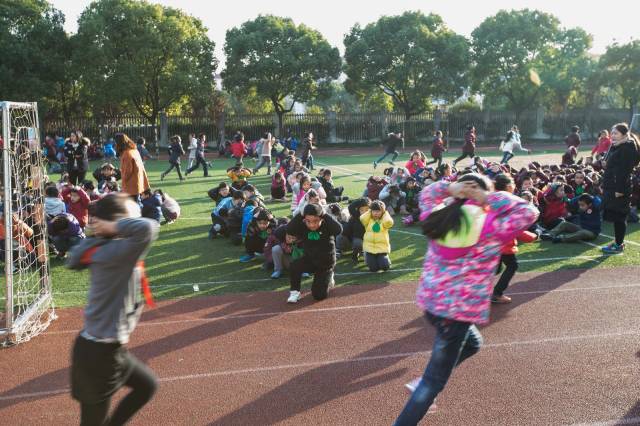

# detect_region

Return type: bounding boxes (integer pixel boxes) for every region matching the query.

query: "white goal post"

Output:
[0,101,55,346]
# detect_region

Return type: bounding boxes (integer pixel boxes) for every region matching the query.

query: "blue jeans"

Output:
[376,151,399,164]
[393,312,483,426]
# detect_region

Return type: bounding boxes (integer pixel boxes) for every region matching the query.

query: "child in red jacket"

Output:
[230,133,247,161]
[492,174,538,303]
[541,183,569,229]
[62,186,91,228]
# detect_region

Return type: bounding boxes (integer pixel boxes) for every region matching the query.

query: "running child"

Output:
[393,174,538,424]
[160,135,185,181]
[67,194,159,426]
[452,126,477,167]
[374,132,403,169]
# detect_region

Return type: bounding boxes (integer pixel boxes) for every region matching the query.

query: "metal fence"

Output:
[43,108,634,148]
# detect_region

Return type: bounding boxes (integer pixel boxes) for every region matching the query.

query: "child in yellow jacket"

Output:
[360,200,394,272]
[226,162,252,190]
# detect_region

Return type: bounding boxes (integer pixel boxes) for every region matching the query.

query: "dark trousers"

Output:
[500,152,514,164]
[186,153,209,176]
[162,162,183,180]
[326,187,347,203]
[72,336,157,426]
[365,252,390,272]
[453,152,474,164]
[69,170,87,186]
[493,254,518,297]
[394,312,482,425]
[290,256,334,300]
[614,220,627,245]
[375,151,399,164]
[245,235,266,255]
[425,156,442,168]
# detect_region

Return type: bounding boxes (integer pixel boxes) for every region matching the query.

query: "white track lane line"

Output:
[0,254,608,302]
[41,282,640,336]
[3,329,639,402]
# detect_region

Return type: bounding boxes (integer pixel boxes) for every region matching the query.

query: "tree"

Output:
[223,15,341,135]
[343,11,469,120]
[538,28,594,111]
[0,0,70,116]
[74,0,217,128]
[600,40,640,121]
[471,9,562,119]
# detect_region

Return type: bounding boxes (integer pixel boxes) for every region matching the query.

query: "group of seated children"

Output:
[44,163,181,258]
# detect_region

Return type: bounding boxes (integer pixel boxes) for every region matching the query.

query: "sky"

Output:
[53,0,640,68]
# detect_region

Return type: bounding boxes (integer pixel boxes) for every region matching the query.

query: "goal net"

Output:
[0,101,55,346]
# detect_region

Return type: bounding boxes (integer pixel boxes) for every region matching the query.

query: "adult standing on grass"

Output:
[373,132,403,169]
[253,132,274,175]
[452,126,476,167]
[393,174,538,425]
[67,193,159,426]
[116,133,150,201]
[64,131,90,185]
[601,123,640,254]
[185,133,210,177]
[285,203,342,304]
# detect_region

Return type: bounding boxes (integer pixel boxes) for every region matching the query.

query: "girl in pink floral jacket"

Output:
[394,174,538,425]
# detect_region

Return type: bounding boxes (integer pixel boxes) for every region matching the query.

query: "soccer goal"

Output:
[0,101,55,346]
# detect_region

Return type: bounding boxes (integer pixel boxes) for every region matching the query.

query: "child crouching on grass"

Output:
[271,171,287,201]
[67,193,159,426]
[240,209,277,263]
[540,193,602,243]
[361,200,394,272]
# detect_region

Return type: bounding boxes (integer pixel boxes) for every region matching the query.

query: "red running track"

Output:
[1,267,640,425]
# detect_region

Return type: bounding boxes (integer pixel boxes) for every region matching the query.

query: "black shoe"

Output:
[540,233,553,241]
[552,236,562,244]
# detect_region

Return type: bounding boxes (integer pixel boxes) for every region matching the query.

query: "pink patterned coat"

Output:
[416,181,539,324]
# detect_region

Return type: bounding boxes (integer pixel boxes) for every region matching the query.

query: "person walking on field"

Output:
[565,125,582,152]
[187,133,198,170]
[374,132,404,169]
[161,135,185,181]
[393,174,538,425]
[452,126,476,167]
[253,132,274,175]
[67,194,159,426]
[185,133,209,177]
[426,131,446,167]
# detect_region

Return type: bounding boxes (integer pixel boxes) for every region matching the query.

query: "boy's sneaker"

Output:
[491,295,512,304]
[405,377,422,392]
[287,290,301,303]
[539,232,554,241]
[402,215,414,226]
[602,243,625,254]
[302,272,311,278]
[351,251,360,263]
[240,254,256,263]
[271,270,282,279]
[552,235,562,244]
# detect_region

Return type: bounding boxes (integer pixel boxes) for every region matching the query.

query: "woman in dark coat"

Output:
[64,130,90,185]
[601,123,640,254]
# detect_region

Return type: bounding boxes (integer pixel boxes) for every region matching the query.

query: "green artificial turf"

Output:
[2,148,638,309]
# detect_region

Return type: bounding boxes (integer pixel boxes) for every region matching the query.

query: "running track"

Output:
[2,267,640,425]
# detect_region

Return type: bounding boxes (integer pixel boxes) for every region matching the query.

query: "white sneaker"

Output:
[287,290,301,303]
[405,377,422,393]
